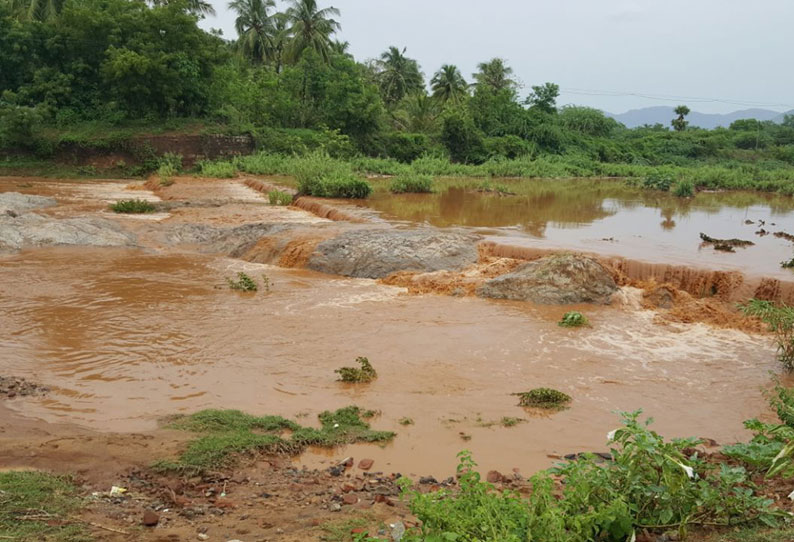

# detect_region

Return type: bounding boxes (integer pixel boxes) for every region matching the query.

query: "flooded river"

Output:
[0,176,786,477]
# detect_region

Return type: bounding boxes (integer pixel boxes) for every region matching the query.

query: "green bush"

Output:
[404,412,782,542]
[292,153,372,198]
[389,173,434,193]
[268,190,293,205]
[110,199,156,213]
[227,272,257,292]
[672,179,695,197]
[198,160,237,178]
[514,388,572,409]
[558,311,589,328]
[740,299,794,371]
[335,357,377,383]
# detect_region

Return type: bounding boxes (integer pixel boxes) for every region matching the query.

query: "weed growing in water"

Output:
[153,406,394,474]
[500,417,524,427]
[700,232,755,252]
[740,299,794,370]
[268,190,293,205]
[389,173,434,193]
[0,471,85,541]
[227,272,257,292]
[514,388,571,409]
[110,199,156,213]
[335,357,377,383]
[781,257,794,269]
[261,274,271,292]
[402,412,783,542]
[673,179,695,197]
[292,152,372,198]
[558,311,589,328]
[399,417,414,426]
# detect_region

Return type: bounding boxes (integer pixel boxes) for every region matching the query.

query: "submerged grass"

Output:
[109,198,156,213]
[154,406,394,474]
[335,357,377,383]
[0,471,87,542]
[558,311,589,328]
[514,388,572,409]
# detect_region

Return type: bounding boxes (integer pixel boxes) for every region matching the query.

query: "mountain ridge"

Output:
[604,106,793,129]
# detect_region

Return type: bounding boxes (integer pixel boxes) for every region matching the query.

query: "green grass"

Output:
[154,406,395,474]
[109,199,156,214]
[0,471,88,542]
[558,311,589,328]
[513,388,572,409]
[268,190,293,205]
[388,173,434,193]
[227,272,258,292]
[198,159,237,178]
[703,526,794,542]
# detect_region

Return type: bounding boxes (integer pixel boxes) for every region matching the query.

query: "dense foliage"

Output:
[2,0,794,193]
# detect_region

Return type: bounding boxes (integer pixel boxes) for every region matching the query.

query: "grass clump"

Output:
[389,173,434,194]
[227,271,258,292]
[558,311,589,328]
[198,159,237,178]
[500,417,524,427]
[0,471,87,542]
[673,179,695,197]
[109,198,156,214]
[154,406,394,474]
[292,153,372,199]
[403,412,783,542]
[740,299,794,370]
[514,387,571,409]
[268,190,293,205]
[335,357,377,383]
[399,417,414,426]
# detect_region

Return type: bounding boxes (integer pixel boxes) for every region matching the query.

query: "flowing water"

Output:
[353,179,794,279]
[0,176,787,477]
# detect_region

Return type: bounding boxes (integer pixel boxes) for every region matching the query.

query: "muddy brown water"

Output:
[0,176,788,478]
[351,179,794,280]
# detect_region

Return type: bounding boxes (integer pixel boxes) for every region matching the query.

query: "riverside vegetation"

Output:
[3,1,794,196]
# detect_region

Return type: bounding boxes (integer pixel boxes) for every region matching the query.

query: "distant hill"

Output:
[605,106,793,129]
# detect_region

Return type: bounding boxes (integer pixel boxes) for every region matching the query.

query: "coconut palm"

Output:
[285,0,341,64]
[430,64,468,104]
[375,46,424,106]
[391,92,440,132]
[473,58,516,92]
[22,0,64,21]
[150,0,216,17]
[228,0,277,63]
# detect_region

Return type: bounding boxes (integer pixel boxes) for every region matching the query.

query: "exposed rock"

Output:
[160,222,292,257]
[0,376,48,398]
[142,509,160,527]
[307,229,480,279]
[0,213,136,252]
[358,459,374,471]
[342,494,358,505]
[0,192,57,213]
[644,286,676,309]
[476,253,617,305]
[486,471,503,483]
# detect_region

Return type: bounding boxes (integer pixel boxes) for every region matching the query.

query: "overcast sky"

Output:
[199,0,794,115]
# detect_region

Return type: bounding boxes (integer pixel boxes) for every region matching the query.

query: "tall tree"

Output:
[473,58,516,92]
[672,104,690,132]
[228,0,277,63]
[527,82,559,114]
[150,0,216,17]
[285,0,341,64]
[23,0,64,21]
[430,64,468,104]
[375,46,424,106]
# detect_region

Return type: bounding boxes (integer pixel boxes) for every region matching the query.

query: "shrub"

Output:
[110,199,156,213]
[268,190,293,205]
[235,153,289,175]
[672,179,695,197]
[514,388,571,409]
[227,272,257,292]
[558,311,589,328]
[642,173,675,191]
[739,299,794,370]
[292,153,372,198]
[389,173,434,193]
[403,412,782,542]
[335,357,377,383]
[198,160,237,178]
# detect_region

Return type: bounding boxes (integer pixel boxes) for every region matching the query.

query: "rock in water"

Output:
[0,214,136,252]
[476,253,617,305]
[0,192,57,213]
[307,229,480,279]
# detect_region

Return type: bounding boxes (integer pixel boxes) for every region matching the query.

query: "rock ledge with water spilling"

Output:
[307,229,481,279]
[476,253,618,305]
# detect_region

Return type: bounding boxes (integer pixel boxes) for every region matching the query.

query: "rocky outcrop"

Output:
[307,229,480,279]
[476,253,617,305]
[0,213,136,252]
[0,192,56,214]
[160,222,294,257]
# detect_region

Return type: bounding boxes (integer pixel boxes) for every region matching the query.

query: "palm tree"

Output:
[270,11,292,73]
[473,58,516,92]
[430,65,468,104]
[391,92,440,132]
[375,46,424,106]
[228,0,277,63]
[22,0,64,21]
[285,0,341,64]
[150,0,216,17]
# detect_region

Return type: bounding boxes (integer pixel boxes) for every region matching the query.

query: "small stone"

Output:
[486,471,503,484]
[341,483,356,493]
[342,494,358,505]
[197,534,209,541]
[358,459,374,471]
[142,509,160,527]
[329,503,342,512]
